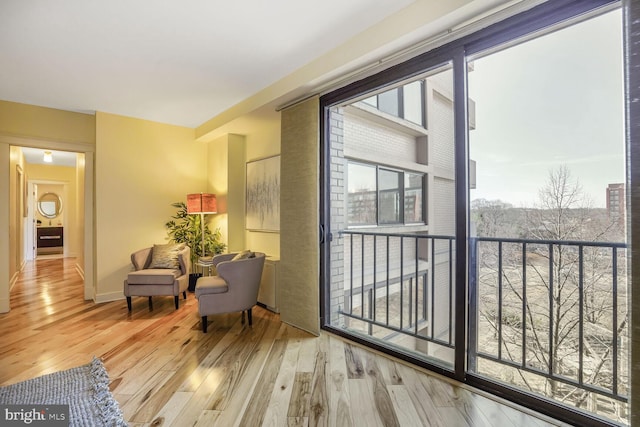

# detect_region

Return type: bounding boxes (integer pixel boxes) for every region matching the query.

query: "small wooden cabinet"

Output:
[37,226,64,248]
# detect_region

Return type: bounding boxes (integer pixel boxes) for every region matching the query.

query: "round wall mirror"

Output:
[37,192,63,219]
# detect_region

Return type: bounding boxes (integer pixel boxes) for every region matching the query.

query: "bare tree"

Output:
[471,198,515,237]
[473,166,628,421]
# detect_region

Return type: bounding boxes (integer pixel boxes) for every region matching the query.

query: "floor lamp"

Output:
[186,193,217,258]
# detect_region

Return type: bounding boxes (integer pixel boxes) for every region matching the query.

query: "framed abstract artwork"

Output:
[246,155,280,232]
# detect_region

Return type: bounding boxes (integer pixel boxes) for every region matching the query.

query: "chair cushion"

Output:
[127,268,181,285]
[195,276,228,298]
[149,243,185,269]
[231,250,254,261]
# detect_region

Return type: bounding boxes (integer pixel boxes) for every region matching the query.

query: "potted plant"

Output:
[165,202,226,291]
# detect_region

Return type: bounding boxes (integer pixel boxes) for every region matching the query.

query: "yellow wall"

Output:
[0,100,281,308]
[202,108,281,258]
[0,100,95,144]
[244,115,281,258]
[94,112,203,301]
[0,101,95,312]
[206,134,244,253]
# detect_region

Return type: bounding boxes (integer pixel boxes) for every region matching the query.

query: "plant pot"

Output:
[188,273,202,293]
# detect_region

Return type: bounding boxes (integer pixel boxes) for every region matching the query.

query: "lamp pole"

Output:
[200,212,205,258]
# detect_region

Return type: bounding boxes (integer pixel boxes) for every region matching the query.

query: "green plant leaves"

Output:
[165,201,227,263]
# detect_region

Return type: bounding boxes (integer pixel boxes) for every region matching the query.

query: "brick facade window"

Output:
[347,161,425,226]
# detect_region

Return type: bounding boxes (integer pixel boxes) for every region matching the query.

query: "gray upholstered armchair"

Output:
[124,244,190,311]
[195,252,265,332]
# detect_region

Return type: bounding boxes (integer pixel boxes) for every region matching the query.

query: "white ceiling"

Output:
[21,147,77,167]
[0,0,526,132]
[0,0,415,128]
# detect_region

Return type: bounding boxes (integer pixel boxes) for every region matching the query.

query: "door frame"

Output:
[0,135,95,310]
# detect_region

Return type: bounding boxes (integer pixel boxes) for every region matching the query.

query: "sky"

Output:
[468,8,624,208]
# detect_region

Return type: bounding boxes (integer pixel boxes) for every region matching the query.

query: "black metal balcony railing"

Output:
[337,230,629,413]
[340,230,456,351]
[469,236,628,407]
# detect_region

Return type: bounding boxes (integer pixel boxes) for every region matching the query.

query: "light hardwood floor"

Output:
[0,257,569,426]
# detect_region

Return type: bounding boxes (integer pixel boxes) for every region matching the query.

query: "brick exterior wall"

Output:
[329,107,346,326]
[344,113,418,164]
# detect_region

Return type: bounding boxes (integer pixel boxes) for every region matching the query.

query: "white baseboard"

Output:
[94,291,125,304]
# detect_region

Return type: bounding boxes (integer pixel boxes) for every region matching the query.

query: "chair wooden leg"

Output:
[183,291,187,299]
[148,296,153,310]
[202,316,208,333]
[241,310,245,324]
[248,308,253,326]
[174,295,179,309]
[126,297,132,311]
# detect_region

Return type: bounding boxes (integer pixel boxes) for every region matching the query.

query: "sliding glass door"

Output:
[320,1,628,425]
[467,8,627,423]
[324,63,458,372]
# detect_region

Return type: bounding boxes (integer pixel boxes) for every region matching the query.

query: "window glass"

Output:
[405,172,423,223]
[378,88,399,116]
[362,95,377,108]
[403,81,424,126]
[347,163,377,225]
[378,169,401,223]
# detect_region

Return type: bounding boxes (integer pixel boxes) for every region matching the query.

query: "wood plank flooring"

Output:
[0,257,569,426]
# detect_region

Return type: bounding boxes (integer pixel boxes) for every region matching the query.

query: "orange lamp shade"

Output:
[187,193,217,214]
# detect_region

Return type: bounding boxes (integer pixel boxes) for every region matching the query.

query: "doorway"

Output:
[2,139,95,308]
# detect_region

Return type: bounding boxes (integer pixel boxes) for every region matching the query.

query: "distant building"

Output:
[606,183,625,223]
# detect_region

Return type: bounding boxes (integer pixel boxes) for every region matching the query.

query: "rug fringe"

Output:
[90,357,128,427]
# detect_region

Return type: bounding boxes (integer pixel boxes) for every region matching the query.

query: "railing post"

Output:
[368,289,373,336]
[612,246,618,397]
[400,236,404,330]
[373,235,377,324]
[468,237,478,372]
[430,237,435,339]
[522,241,527,368]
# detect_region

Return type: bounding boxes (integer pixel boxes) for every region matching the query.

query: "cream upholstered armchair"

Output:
[195,251,265,332]
[124,243,190,311]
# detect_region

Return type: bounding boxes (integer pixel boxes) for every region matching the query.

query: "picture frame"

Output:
[246,155,280,232]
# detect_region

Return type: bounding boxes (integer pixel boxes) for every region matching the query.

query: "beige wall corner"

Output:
[227,134,246,252]
[206,133,247,253]
[202,107,282,258]
[280,96,320,335]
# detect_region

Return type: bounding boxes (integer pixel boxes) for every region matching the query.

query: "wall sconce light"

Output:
[43,151,53,163]
[186,193,217,257]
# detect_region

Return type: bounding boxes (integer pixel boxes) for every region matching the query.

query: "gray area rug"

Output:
[0,357,127,426]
